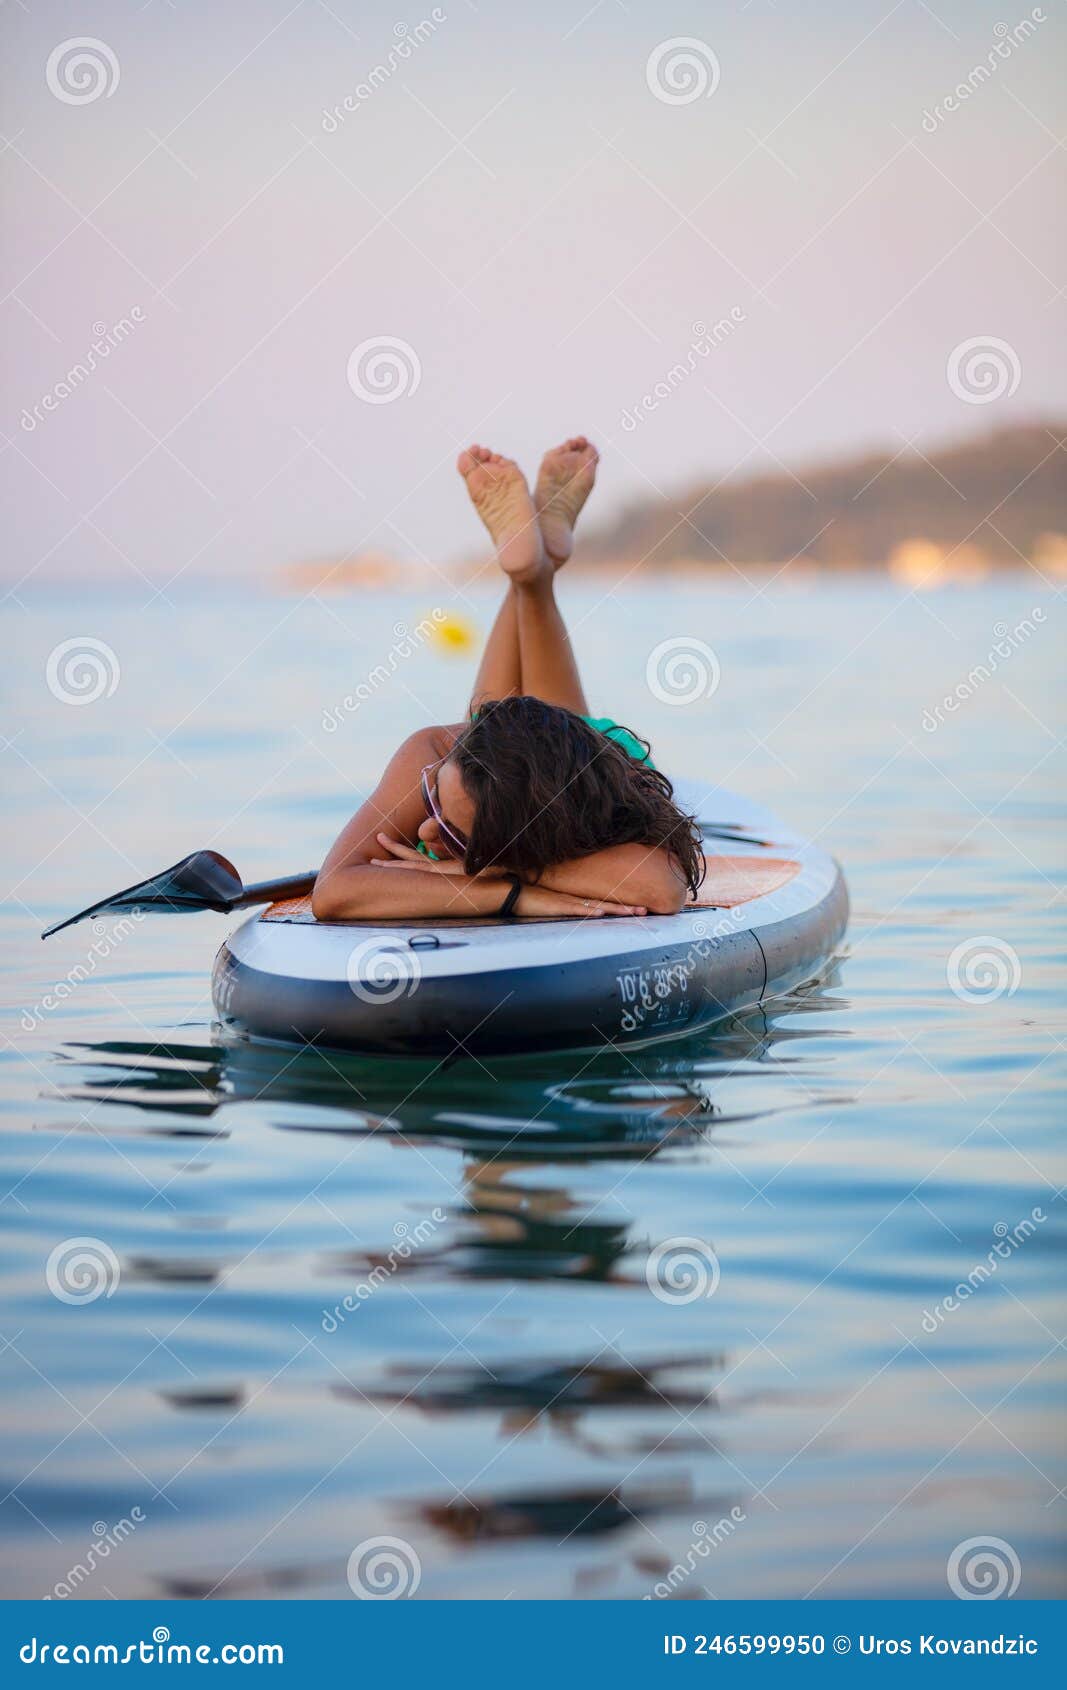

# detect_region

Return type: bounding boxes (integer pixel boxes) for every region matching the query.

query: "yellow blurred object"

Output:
[430,612,478,654]
[887,538,991,588]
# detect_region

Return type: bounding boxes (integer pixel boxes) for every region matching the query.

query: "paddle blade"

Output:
[41,851,245,939]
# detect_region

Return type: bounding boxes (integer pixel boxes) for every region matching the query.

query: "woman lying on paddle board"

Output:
[312,438,705,924]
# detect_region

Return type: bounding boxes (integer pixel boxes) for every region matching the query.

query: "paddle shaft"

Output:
[234,872,318,908]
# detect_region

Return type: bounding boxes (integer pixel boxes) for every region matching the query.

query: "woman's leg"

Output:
[534,435,599,570]
[513,573,588,713]
[513,437,601,709]
[469,586,521,709]
[461,446,526,710]
[459,437,600,714]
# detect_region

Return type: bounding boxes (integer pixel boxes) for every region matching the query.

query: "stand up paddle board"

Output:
[211,780,847,1056]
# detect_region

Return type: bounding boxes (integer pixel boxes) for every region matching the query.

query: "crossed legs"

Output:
[460,438,599,716]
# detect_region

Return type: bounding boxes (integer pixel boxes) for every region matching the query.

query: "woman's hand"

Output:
[370,833,468,875]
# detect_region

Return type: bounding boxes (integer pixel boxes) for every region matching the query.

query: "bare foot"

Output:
[458,445,546,586]
[534,436,599,568]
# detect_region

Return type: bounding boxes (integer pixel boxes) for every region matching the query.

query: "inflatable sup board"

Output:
[211,780,847,1057]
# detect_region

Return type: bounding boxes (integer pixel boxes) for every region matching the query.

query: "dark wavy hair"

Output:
[450,697,705,896]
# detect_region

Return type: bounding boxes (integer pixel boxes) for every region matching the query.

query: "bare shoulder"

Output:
[318,721,468,879]
[395,722,465,765]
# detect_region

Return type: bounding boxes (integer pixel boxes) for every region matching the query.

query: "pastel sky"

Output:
[3,0,1064,589]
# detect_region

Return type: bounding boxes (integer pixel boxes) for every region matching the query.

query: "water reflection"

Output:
[350,1351,724,1418]
[49,989,847,1309]
[338,1348,734,1467]
[57,979,843,1155]
[418,1479,737,1544]
[23,977,856,1599]
[452,1159,631,1281]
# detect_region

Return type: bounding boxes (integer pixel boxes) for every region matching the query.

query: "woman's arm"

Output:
[371,833,687,916]
[319,862,647,922]
[312,725,494,920]
[534,843,688,915]
[316,861,513,921]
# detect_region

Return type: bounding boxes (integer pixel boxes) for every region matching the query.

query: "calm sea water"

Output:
[2,578,1064,1601]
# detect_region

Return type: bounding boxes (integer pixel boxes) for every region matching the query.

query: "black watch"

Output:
[497,875,523,918]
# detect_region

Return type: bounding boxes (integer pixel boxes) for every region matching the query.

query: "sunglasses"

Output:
[419,762,469,859]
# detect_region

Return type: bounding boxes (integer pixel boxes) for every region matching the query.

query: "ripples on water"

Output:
[2,583,1064,1599]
